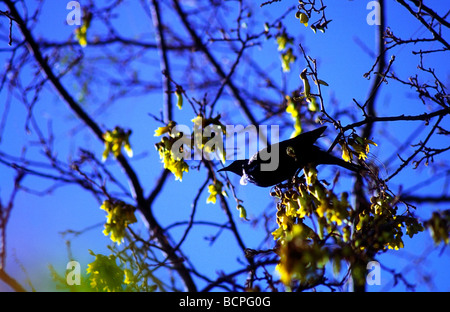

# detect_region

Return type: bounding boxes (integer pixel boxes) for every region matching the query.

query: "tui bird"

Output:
[218,126,361,187]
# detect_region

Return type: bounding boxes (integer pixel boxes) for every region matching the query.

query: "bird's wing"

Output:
[284,126,327,149]
[246,127,327,167]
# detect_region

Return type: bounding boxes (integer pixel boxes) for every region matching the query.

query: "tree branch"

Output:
[396,0,450,50]
[150,0,173,123]
[401,195,450,203]
[342,107,450,131]
[4,0,197,292]
[0,269,26,292]
[385,114,444,182]
[171,0,260,127]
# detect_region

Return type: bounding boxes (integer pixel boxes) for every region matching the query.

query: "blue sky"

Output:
[0,0,449,291]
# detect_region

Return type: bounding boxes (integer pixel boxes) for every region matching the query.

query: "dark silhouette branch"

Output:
[385,115,444,182]
[171,0,259,127]
[342,107,450,132]
[0,171,26,291]
[3,0,197,292]
[0,269,26,292]
[401,195,450,203]
[396,0,450,50]
[352,0,386,293]
[150,0,173,123]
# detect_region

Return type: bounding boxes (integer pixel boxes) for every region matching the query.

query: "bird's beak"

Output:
[217,166,227,172]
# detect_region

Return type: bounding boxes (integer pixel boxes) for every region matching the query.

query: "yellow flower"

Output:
[74,12,92,47]
[296,197,309,218]
[330,213,343,226]
[206,184,218,204]
[154,126,170,137]
[123,141,133,157]
[206,180,227,204]
[155,133,190,181]
[293,120,302,137]
[358,151,368,160]
[316,202,327,218]
[237,204,248,220]
[286,100,298,118]
[175,88,183,110]
[307,96,319,112]
[170,159,189,181]
[154,120,176,137]
[281,48,296,72]
[75,24,88,47]
[350,134,377,160]
[276,33,291,51]
[299,13,309,27]
[271,227,284,240]
[305,167,317,185]
[124,269,133,285]
[102,127,133,161]
[100,200,137,244]
[387,240,404,250]
[191,115,203,127]
[276,262,292,286]
[300,69,311,99]
[86,251,125,292]
[341,143,352,163]
[285,199,299,217]
[286,97,302,137]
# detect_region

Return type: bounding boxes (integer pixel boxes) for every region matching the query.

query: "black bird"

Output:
[218,126,361,187]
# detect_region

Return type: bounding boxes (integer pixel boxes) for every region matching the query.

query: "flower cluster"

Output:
[154,121,190,181]
[271,167,351,242]
[102,127,133,161]
[424,210,450,245]
[295,11,309,27]
[75,12,92,47]
[87,251,124,291]
[354,193,423,252]
[295,1,331,33]
[86,250,158,292]
[285,87,321,139]
[340,132,377,163]
[191,114,226,163]
[100,199,137,244]
[271,167,353,285]
[276,32,296,72]
[154,115,227,181]
[206,180,227,204]
[271,163,423,287]
[285,95,303,138]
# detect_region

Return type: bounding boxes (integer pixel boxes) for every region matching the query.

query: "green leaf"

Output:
[314,79,329,86]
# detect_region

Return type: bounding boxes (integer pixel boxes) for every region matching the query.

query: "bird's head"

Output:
[217,160,248,177]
